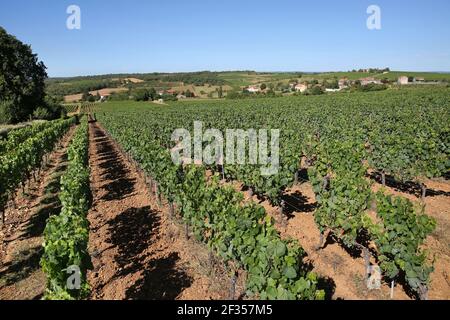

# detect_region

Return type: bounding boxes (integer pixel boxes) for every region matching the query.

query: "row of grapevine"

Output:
[98,117,325,300]
[62,102,98,115]
[0,117,77,224]
[0,120,57,155]
[62,104,80,114]
[364,192,436,299]
[40,119,92,300]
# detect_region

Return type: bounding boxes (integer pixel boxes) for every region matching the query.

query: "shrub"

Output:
[308,86,324,95]
[32,107,51,120]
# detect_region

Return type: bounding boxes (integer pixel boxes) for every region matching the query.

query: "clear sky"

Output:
[1,0,449,77]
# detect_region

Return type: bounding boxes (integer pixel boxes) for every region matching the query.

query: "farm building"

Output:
[398,76,410,85]
[294,83,308,93]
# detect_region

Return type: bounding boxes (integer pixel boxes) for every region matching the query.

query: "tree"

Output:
[149,88,157,101]
[0,27,47,123]
[81,90,91,102]
[324,79,339,89]
[218,86,223,99]
[32,106,51,120]
[225,91,239,99]
[260,83,267,90]
[309,86,324,95]
[185,89,195,98]
[133,89,150,101]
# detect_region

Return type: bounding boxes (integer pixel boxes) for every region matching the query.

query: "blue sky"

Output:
[1,0,449,77]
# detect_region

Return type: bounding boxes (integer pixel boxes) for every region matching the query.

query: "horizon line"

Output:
[47,69,450,79]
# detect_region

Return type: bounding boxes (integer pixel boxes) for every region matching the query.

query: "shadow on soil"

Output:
[281,191,317,218]
[369,172,450,198]
[0,246,43,288]
[18,169,66,241]
[300,259,336,300]
[94,130,136,201]
[105,206,192,300]
[125,252,192,300]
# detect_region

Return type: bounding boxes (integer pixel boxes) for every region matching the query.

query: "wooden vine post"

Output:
[1,205,4,226]
[421,183,427,201]
[148,178,154,198]
[154,182,161,207]
[169,201,175,218]
[317,232,324,251]
[185,223,189,240]
[279,200,286,227]
[229,271,237,300]
[363,247,370,282]
[316,174,330,250]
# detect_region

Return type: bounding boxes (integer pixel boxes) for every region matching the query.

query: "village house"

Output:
[359,77,382,86]
[246,85,261,93]
[338,78,349,90]
[294,83,308,93]
[398,76,410,85]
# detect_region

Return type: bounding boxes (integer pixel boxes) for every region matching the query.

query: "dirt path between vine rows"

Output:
[0,126,77,300]
[87,123,231,300]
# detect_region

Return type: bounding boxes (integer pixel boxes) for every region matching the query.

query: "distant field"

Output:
[217,72,297,87]
[64,87,128,102]
[374,71,450,81]
[315,71,449,81]
[53,70,449,102]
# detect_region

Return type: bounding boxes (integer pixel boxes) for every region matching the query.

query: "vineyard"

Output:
[0,87,449,300]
